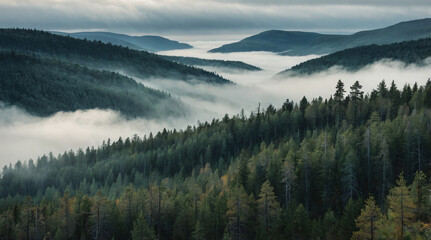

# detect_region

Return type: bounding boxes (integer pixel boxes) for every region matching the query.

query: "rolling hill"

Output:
[0,29,230,84]
[209,18,431,56]
[0,51,186,118]
[276,38,431,76]
[161,55,262,71]
[52,31,193,52]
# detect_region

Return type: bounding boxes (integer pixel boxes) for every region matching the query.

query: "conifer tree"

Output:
[334,79,346,127]
[131,211,156,240]
[387,173,417,240]
[257,181,281,238]
[352,196,382,240]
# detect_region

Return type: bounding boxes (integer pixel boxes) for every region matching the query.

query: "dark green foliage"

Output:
[162,55,261,71]
[0,52,185,118]
[0,28,230,84]
[0,80,431,239]
[280,37,431,75]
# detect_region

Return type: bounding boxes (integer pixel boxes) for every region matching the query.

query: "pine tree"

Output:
[226,186,250,240]
[292,204,311,240]
[334,79,346,127]
[348,80,364,125]
[341,150,359,204]
[339,198,362,240]
[91,190,110,240]
[411,171,427,220]
[57,189,75,240]
[192,220,205,240]
[131,211,156,240]
[257,181,281,238]
[352,196,382,240]
[387,173,417,240]
[282,160,296,207]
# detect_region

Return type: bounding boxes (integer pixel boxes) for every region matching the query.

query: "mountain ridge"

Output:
[52,31,193,52]
[0,51,186,118]
[276,37,431,76]
[0,29,230,84]
[161,55,262,71]
[209,18,431,56]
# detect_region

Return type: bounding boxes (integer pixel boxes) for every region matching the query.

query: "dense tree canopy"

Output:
[0,52,185,118]
[1,79,431,239]
[280,37,431,75]
[0,29,231,84]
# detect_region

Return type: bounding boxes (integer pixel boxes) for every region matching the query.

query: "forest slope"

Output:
[1,79,430,239]
[162,55,262,71]
[277,37,431,76]
[0,52,185,118]
[0,29,230,84]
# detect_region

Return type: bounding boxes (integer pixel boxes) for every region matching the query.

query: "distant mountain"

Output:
[52,31,193,52]
[0,52,185,118]
[276,38,431,76]
[0,29,230,84]
[161,55,261,71]
[209,18,431,56]
[210,31,343,54]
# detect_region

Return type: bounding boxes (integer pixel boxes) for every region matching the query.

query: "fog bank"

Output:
[0,105,193,167]
[1,41,430,167]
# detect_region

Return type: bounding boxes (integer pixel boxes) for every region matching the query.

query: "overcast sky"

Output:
[1,0,430,37]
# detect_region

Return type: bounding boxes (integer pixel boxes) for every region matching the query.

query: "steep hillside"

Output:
[0,29,230,84]
[0,52,186,118]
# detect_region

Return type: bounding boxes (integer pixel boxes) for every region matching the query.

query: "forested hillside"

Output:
[161,56,261,71]
[278,38,431,76]
[0,52,185,118]
[0,29,230,84]
[1,79,431,239]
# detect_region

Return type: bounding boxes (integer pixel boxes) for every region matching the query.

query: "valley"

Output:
[1,12,431,240]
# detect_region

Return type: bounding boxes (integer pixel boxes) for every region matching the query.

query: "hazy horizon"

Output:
[1,0,431,37]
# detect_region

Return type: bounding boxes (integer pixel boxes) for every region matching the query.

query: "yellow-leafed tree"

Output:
[351,196,382,240]
[387,173,417,240]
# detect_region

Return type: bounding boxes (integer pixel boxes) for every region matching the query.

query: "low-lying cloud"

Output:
[0,105,192,167]
[1,41,430,168]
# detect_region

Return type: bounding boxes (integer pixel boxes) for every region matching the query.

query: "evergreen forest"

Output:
[0,29,230,84]
[0,52,185,118]
[279,38,431,76]
[1,79,431,239]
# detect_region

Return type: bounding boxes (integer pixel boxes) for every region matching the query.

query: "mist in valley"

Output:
[1,40,431,168]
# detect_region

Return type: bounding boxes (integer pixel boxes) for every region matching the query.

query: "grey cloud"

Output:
[0,0,429,35]
[1,42,431,166]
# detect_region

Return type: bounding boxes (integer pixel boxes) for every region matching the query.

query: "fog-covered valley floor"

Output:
[1,40,431,167]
